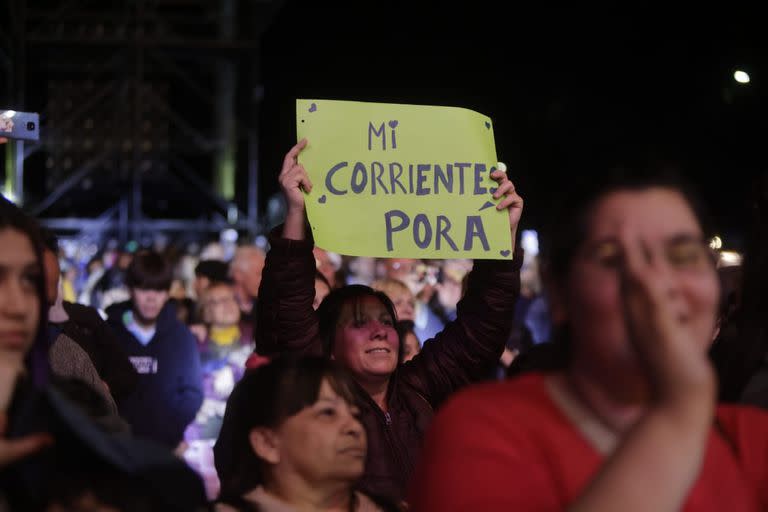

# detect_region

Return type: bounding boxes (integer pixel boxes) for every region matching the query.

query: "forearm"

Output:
[282,208,306,241]
[570,400,713,512]
[455,250,523,355]
[256,227,322,356]
[403,251,522,402]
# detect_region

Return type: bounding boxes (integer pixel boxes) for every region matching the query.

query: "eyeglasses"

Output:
[580,236,717,272]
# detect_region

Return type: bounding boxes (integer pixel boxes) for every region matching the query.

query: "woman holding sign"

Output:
[252,139,524,502]
[409,171,768,511]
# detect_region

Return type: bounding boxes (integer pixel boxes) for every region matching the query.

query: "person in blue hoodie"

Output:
[107,250,204,450]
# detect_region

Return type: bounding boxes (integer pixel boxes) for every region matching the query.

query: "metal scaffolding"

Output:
[1,0,284,243]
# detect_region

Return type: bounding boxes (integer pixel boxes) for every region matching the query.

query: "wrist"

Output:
[510,227,519,251]
[648,398,714,443]
[655,371,715,423]
[286,203,305,216]
[285,208,305,220]
[283,209,307,241]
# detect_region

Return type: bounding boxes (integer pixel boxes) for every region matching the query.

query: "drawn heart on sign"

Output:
[309,103,317,113]
[485,121,491,129]
[500,249,511,257]
[388,120,399,129]
[318,195,326,204]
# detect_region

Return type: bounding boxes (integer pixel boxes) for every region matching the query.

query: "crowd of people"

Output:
[0,136,766,511]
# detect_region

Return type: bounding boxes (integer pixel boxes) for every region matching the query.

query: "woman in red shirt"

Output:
[410,170,768,511]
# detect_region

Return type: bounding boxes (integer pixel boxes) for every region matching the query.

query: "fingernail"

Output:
[497,162,507,172]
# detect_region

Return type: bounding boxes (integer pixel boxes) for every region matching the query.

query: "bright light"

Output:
[221,228,238,243]
[254,235,268,251]
[1,110,16,119]
[709,236,723,250]
[719,250,743,267]
[521,229,539,256]
[2,190,17,204]
[734,70,751,84]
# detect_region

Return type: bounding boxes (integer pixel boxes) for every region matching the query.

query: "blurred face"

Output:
[389,288,415,321]
[0,229,41,362]
[268,379,366,485]
[169,279,186,301]
[87,260,103,274]
[384,258,416,281]
[193,275,210,300]
[384,259,432,296]
[117,252,133,270]
[42,249,60,304]
[559,188,719,384]
[64,267,76,281]
[333,296,399,381]
[402,332,420,362]
[130,288,169,326]
[204,285,241,327]
[313,278,331,310]
[314,248,336,288]
[232,250,265,299]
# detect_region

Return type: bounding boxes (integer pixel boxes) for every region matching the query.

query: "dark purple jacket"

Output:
[257,232,522,501]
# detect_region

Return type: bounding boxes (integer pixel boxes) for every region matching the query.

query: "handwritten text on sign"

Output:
[296,99,512,259]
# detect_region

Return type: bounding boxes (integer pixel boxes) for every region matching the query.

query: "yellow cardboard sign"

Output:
[296,99,512,259]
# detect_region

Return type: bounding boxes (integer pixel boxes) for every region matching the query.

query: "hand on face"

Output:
[564,189,719,406]
[617,223,717,407]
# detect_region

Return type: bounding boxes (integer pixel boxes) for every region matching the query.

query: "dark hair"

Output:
[0,197,49,387]
[125,250,173,291]
[39,227,59,254]
[534,162,713,372]
[195,259,231,284]
[541,165,712,287]
[396,320,420,362]
[395,319,416,340]
[214,356,360,501]
[316,285,402,359]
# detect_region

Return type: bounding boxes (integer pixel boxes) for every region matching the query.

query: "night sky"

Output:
[258,5,767,248]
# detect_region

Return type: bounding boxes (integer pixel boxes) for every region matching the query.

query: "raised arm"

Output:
[401,166,524,405]
[256,140,324,357]
[568,226,716,512]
